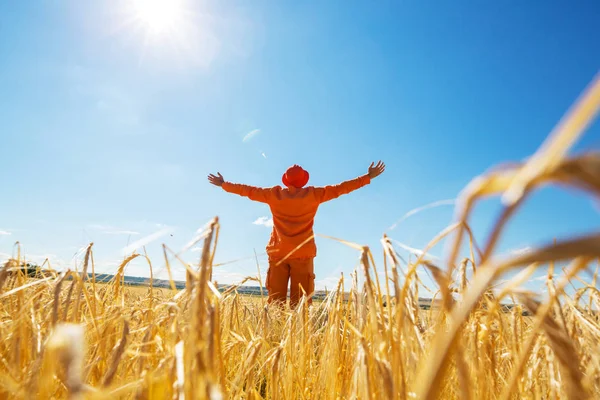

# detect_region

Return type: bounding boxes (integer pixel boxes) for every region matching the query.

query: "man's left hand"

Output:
[208,172,225,187]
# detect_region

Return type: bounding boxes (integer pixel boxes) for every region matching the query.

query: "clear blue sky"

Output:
[1,0,599,292]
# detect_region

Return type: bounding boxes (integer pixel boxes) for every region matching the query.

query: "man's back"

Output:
[265,186,322,261]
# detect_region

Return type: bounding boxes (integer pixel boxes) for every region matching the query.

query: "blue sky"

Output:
[1,0,599,292]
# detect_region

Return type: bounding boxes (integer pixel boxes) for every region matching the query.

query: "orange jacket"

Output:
[222,174,371,261]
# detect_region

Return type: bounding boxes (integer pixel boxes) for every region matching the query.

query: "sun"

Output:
[118,0,219,68]
[132,0,185,35]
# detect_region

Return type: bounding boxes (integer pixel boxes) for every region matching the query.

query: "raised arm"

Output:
[208,172,275,203]
[314,161,386,203]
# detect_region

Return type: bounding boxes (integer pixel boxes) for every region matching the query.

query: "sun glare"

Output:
[119,0,219,68]
[132,0,184,34]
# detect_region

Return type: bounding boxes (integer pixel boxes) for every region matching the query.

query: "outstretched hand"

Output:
[208,172,225,187]
[368,161,386,179]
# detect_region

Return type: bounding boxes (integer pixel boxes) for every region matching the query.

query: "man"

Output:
[208,161,385,308]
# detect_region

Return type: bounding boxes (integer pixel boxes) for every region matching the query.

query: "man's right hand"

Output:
[208,172,225,187]
[368,161,386,179]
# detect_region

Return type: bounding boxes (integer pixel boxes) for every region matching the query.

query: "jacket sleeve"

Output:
[314,175,371,203]
[221,182,275,203]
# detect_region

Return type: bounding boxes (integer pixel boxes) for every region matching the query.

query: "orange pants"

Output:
[266,258,315,308]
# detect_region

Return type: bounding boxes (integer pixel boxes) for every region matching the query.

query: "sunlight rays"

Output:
[131,0,187,36]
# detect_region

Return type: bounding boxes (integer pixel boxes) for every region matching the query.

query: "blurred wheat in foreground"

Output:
[2,73,600,399]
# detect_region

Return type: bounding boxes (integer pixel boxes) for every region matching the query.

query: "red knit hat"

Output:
[282,165,310,188]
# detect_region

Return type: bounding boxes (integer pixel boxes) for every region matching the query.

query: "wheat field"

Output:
[1,74,600,399]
